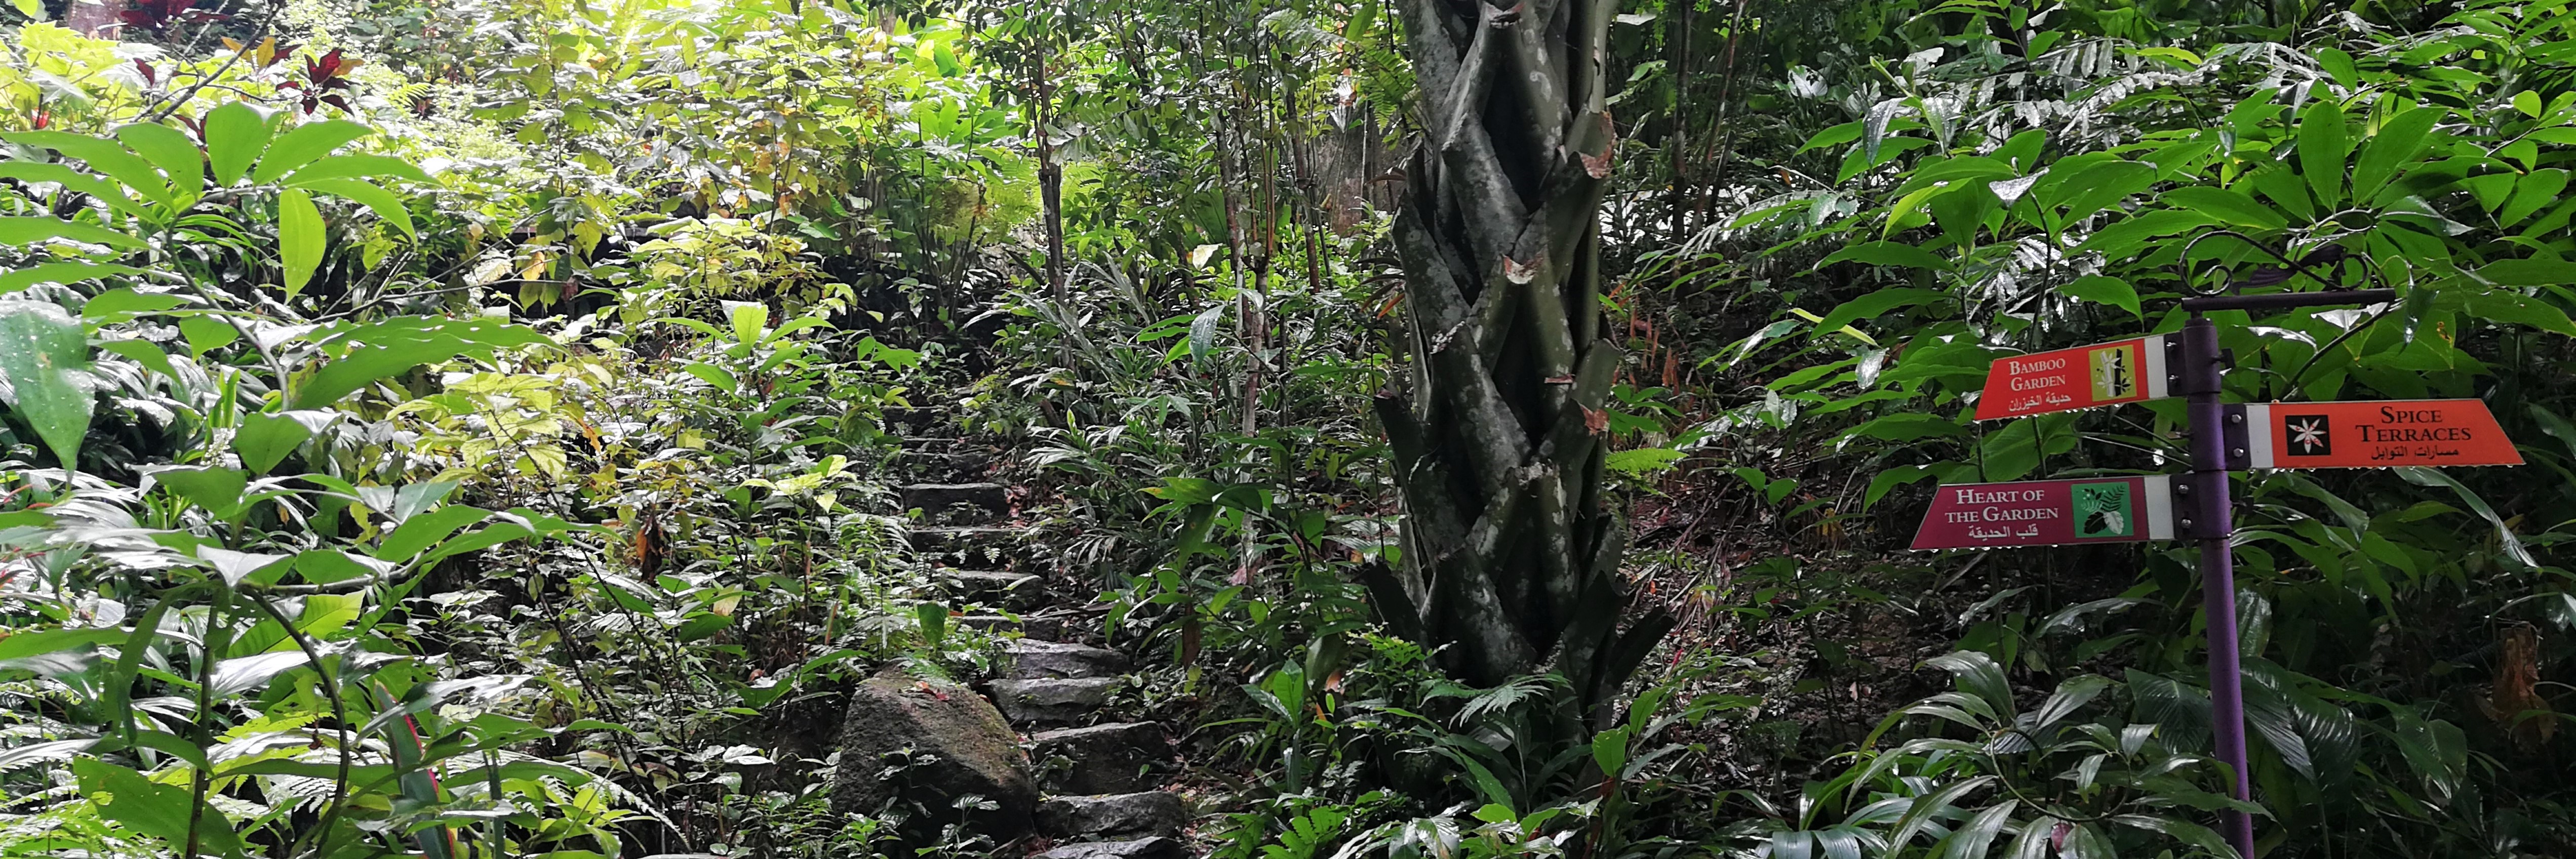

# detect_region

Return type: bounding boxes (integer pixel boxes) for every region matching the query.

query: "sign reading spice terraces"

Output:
[2239,399,2522,469]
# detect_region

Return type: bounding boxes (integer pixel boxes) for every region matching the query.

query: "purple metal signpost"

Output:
[2175,287,2395,858]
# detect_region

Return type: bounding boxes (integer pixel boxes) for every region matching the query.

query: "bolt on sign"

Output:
[2239,399,2522,469]
[1911,475,2178,550]
[1974,334,2172,420]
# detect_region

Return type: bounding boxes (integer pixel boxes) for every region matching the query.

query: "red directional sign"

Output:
[2242,400,2521,469]
[1975,335,2171,421]
[1911,475,2177,550]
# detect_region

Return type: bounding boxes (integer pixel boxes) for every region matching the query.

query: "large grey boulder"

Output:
[1034,837,1187,859]
[1040,792,1187,838]
[1030,722,1171,794]
[989,677,1117,726]
[833,671,1038,841]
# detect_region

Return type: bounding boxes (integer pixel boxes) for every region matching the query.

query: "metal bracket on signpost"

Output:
[2222,405,2253,471]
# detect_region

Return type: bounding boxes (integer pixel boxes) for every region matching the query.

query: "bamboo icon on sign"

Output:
[2090,343,2135,400]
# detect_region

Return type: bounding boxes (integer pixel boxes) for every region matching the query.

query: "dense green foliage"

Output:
[4,0,2575,857]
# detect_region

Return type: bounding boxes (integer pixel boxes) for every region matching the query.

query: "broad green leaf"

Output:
[291,317,548,408]
[202,101,274,187]
[2,261,153,294]
[1922,651,2015,719]
[2071,209,2216,260]
[675,612,733,641]
[149,466,250,519]
[1799,120,1863,153]
[1818,240,1951,271]
[2030,675,2113,730]
[97,339,177,381]
[2394,466,2533,568]
[1,130,170,206]
[1864,465,1938,508]
[682,361,739,392]
[294,177,414,238]
[2352,107,2441,200]
[915,602,947,646]
[2460,289,2576,335]
[180,316,238,357]
[1933,800,2017,858]
[2500,169,2569,227]
[2048,160,2157,226]
[9,0,42,18]
[1885,774,1995,849]
[2109,814,2234,855]
[208,649,310,697]
[1188,303,1226,363]
[0,627,124,660]
[297,549,394,585]
[724,299,768,344]
[374,504,493,561]
[0,215,145,249]
[2162,187,2287,230]
[0,162,148,220]
[72,757,246,856]
[281,154,432,184]
[233,410,332,473]
[1840,414,1963,445]
[2297,100,2350,206]
[1808,288,1945,338]
[0,301,94,465]
[250,119,373,183]
[112,123,204,204]
[276,188,325,299]
[2002,814,2060,859]
[197,546,292,587]
[2059,275,2140,317]
[81,288,185,323]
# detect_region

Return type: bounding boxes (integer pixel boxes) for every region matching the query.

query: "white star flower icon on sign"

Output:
[2289,418,2328,452]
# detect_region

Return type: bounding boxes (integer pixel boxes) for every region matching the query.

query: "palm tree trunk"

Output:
[1371,0,1672,724]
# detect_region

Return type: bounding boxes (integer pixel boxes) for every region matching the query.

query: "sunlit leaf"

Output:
[0,300,94,465]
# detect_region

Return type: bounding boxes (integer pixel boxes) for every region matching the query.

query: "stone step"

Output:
[1034,837,1185,859]
[881,406,943,432]
[989,677,1117,726]
[902,482,1009,514]
[957,612,1069,641]
[910,524,1032,567]
[938,569,1041,610]
[901,449,993,481]
[1039,792,1187,839]
[1005,639,1129,680]
[900,435,963,452]
[909,524,1025,554]
[1029,722,1171,795]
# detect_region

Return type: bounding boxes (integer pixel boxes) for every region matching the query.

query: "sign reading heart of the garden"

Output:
[1973,334,2171,420]
[1910,475,2178,549]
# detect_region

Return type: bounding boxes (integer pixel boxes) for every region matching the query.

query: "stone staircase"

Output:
[883,406,1191,858]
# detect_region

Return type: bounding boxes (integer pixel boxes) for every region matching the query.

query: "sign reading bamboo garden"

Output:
[1913,284,2524,859]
